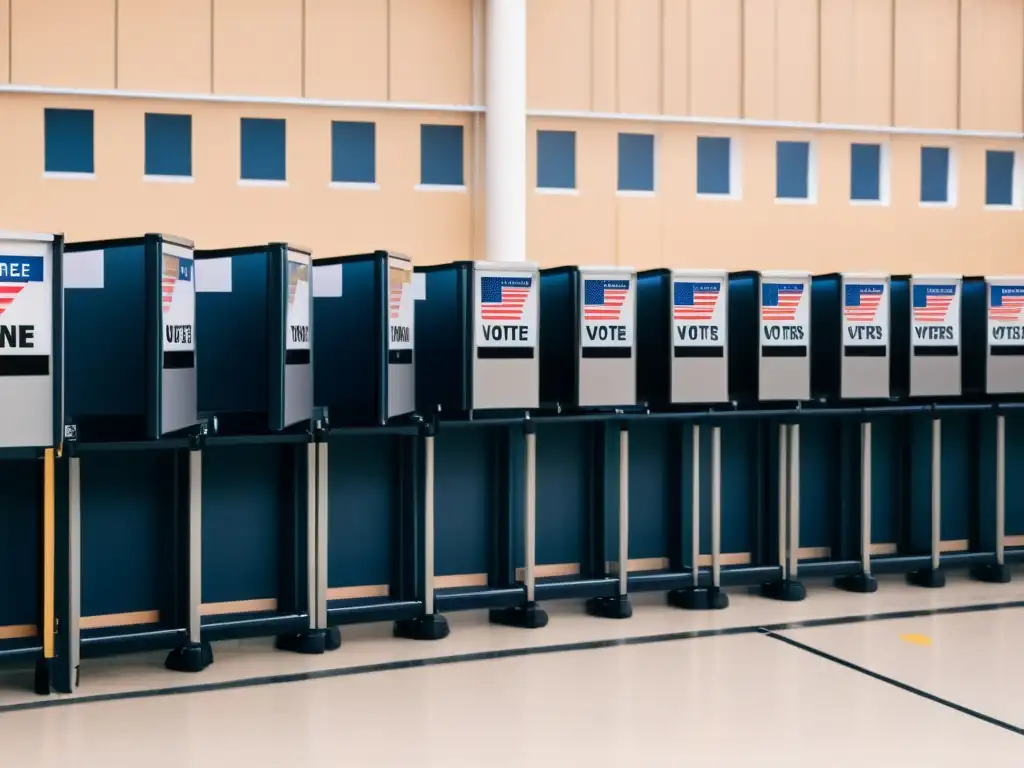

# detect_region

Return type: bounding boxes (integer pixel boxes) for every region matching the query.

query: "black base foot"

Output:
[33,658,50,695]
[834,573,879,594]
[585,594,633,619]
[489,602,549,629]
[165,641,214,673]
[667,587,729,610]
[393,613,450,641]
[971,563,1011,584]
[275,629,335,655]
[907,568,945,589]
[761,579,806,602]
[324,626,342,651]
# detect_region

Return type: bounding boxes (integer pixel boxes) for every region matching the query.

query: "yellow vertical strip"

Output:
[43,448,54,659]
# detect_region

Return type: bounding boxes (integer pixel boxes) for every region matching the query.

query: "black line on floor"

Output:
[760,629,1024,737]
[2,598,1023,715]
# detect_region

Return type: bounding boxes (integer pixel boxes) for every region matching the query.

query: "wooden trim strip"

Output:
[699,552,753,566]
[939,539,969,553]
[1006,535,1024,547]
[326,585,390,601]
[515,562,581,581]
[0,624,37,640]
[798,546,832,560]
[434,573,488,589]
[200,599,278,616]
[870,543,899,556]
[80,610,160,630]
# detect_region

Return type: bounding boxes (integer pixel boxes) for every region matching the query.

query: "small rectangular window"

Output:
[145,113,192,178]
[617,133,655,193]
[850,143,882,202]
[420,124,464,187]
[537,130,576,190]
[920,146,952,204]
[985,150,1016,207]
[44,108,95,174]
[240,117,286,182]
[696,136,732,196]
[776,141,812,201]
[331,121,376,184]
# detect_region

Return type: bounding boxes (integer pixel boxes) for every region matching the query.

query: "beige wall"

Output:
[0,0,1021,275]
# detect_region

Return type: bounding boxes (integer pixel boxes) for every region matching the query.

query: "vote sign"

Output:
[161,242,195,354]
[581,274,635,348]
[475,271,537,349]
[286,252,311,352]
[0,252,49,359]
[760,278,809,347]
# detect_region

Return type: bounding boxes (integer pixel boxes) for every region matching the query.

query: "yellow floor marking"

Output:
[900,633,933,647]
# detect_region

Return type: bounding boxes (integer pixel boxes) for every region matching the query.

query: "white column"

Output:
[485,0,527,264]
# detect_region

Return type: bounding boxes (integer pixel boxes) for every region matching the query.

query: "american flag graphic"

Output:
[584,279,629,322]
[761,283,804,321]
[0,256,44,316]
[287,261,308,309]
[674,281,720,321]
[481,276,530,321]
[162,255,193,313]
[389,267,411,319]
[844,284,883,323]
[913,285,955,323]
[989,286,1024,322]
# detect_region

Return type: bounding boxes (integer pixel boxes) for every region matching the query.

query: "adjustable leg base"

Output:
[489,602,549,629]
[33,658,51,695]
[761,579,806,602]
[275,629,334,655]
[906,568,945,589]
[834,573,878,594]
[667,587,729,611]
[971,563,1012,584]
[165,641,214,672]
[585,594,633,620]
[393,613,450,641]
[324,626,342,651]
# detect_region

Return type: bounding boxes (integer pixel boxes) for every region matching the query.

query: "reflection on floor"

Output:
[0,572,1021,765]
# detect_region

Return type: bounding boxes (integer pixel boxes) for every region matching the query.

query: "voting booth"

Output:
[313,251,416,426]
[810,273,891,400]
[0,232,63,449]
[963,276,1024,396]
[637,268,730,406]
[195,243,313,432]
[727,270,811,403]
[63,234,197,441]
[890,274,961,398]
[416,260,539,415]
[539,266,637,410]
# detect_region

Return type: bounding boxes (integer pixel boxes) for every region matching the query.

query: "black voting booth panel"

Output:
[637,268,731,407]
[810,273,894,401]
[312,251,416,427]
[416,260,540,416]
[194,243,313,433]
[962,275,1024,397]
[889,274,963,400]
[539,266,638,411]
[63,234,197,441]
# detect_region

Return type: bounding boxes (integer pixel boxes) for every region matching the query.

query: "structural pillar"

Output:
[485,0,527,264]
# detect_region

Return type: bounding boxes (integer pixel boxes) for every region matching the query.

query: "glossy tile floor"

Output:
[1,572,1022,766]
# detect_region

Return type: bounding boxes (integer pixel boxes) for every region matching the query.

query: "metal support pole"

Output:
[778,425,789,580]
[188,448,202,645]
[996,415,1006,567]
[68,456,81,691]
[424,434,436,615]
[524,427,537,603]
[711,426,722,589]
[861,421,872,576]
[315,441,328,631]
[788,423,800,580]
[42,448,55,662]
[306,442,317,631]
[618,426,629,597]
[691,424,700,587]
[931,418,941,572]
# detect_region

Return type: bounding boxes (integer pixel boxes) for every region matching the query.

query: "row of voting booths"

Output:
[0,230,1022,697]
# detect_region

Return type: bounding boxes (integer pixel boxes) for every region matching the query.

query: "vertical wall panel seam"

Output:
[301,0,306,98]
[210,0,215,93]
[772,0,779,120]
[113,0,119,89]
[614,0,619,113]
[816,0,822,123]
[686,0,692,115]
[386,0,391,101]
[658,0,665,114]
[889,0,896,125]
[7,0,12,83]
[956,0,962,130]
[739,0,746,118]
[589,0,596,111]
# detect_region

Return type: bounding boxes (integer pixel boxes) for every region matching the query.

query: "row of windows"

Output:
[42,108,1022,207]
[44,108,465,186]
